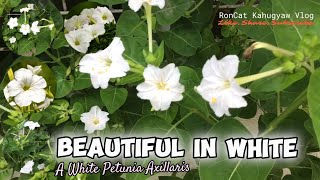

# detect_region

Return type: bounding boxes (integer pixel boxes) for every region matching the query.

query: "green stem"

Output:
[302,62,314,73]
[261,89,307,136]
[45,50,65,68]
[310,61,315,72]
[145,5,153,53]
[24,12,27,23]
[47,140,53,154]
[186,0,205,16]
[236,67,283,85]
[130,68,144,75]
[277,92,281,116]
[165,112,193,136]
[0,105,11,113]
[23,130,31,142]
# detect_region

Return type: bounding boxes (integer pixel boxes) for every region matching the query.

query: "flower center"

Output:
[23,84,31,91]
[223,80,231,89]
[92,117,100,125]
[211,97,217,104]
[157,82,168,90]
[102,15,107,20]
[75,39,80,46]
[104,59,112,67]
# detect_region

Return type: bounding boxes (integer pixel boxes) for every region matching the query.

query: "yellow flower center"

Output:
[105,59,112,67]
[102,15,107,20]
[223,80,231,89]
[211,97,217,104]
[75,39,80,46]
[157,82,168,90]
[92,117,100,125]
[23,84,31,91]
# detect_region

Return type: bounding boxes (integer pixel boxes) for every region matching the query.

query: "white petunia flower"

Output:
[31,21,40,35]
[27,65,42,75]
[79,37,130,89]
[83,24,105,39]
[19,24,31,35]
[136,63,185,111]
[92,7,115,24]
[20,7,31,13]
[80,106,109,134]
[9,37,16,44]
[64,15,90,32]
[24,121,40,130]
[65,29,92,53]
[20,160,34,174]
[6,68,47,107]
[37,163,45,170]
[196,55,250,117]
[81,8,98,23]
[128,0,165,12]
[7,17,18,29]
[27,4,35,10]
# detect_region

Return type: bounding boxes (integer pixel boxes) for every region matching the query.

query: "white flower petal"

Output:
[19,24,31,35]
[150,0,166,9]
[128,0,144,12]
[37,163,45,170]
[197,55,250,117]
[20,161,34,174]
[7,18,18,29]
[31,21,40,35]
[80,106,109,134]
[24,121,40,130]
[65,29,92,53]
[137,64,184,111]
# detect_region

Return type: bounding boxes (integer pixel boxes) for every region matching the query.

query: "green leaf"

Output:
[159,19,202,57]
[189,27,219,67]
[38,106,61,125]
[127,115,191,180]
[188,0,214,30]
[155,0,193,25]
[183,169,200,180]
[308,68,320,148]
[178,66,209,116]
[116,10,148,65]
[249,59,307,92]
[308,156,320,179]
[153,41,165,66]
[238,97,257,119]
[100,87,128,114]
[66,2,99,18]
[89,0,126,5]
[71,90,104,112]
[235,0,320,51]
[52,32,68,49]
[71,102,84,122]
[234,5,276,45]
[142,103,179,124]
[52,66,74,99]
[271,0,320,51]
[199,119,275,180]
[17,38,35,55]
[73,72,92,90]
